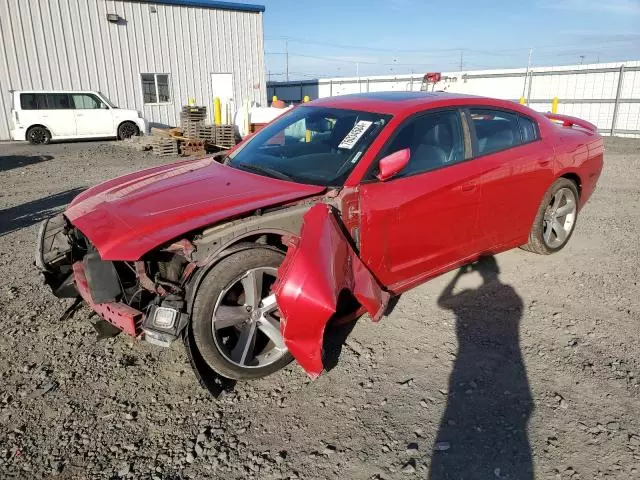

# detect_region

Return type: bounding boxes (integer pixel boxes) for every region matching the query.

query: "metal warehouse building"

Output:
[0,0,267,140]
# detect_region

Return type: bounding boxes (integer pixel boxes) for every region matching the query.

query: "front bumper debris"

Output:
[35,215,77,298]
[73,262,142,336]
[274,203,390,379]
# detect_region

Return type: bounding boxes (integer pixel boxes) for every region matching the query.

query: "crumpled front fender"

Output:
[274,203,390,378]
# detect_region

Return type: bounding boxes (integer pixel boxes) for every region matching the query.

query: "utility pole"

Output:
[459,50,464,71]
[579,55,585,65]
[285,39,289,82]
[356,62,359,77]
[522,47,533,99]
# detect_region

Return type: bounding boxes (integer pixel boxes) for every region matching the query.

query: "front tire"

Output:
[117,121,139,140]
[191,248,293,380]
[521,178,579,255]
[27,126,51,145]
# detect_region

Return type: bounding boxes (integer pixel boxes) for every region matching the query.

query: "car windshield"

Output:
[227,106,391,186]
[97,92,117,108]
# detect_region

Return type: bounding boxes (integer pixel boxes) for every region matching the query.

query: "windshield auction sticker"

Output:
[338,120,373,149]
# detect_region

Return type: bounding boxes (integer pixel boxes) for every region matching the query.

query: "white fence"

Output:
[267,61,640,137]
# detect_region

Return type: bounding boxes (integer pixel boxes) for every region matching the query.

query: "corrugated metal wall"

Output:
[0,0,266,140]
[268,61,640,136]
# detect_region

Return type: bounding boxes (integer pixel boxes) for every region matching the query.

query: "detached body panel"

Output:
[274,204,390,378]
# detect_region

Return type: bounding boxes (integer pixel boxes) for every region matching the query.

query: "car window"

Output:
[469,108,521,155]
[72,94,104,109]
[377,109,465,178]
[228,106,390,186]
[20,93,47,110]
[46,94,73,110]
[518,115,539,143]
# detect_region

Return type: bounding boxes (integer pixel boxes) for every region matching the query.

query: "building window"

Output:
[141,73,170,104]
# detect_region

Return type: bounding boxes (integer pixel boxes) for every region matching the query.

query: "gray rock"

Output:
[117,463,130,477]
[434,442,451,451]
[401,460,416,474]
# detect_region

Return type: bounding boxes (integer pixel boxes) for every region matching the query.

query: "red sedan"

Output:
[36,92,603,383]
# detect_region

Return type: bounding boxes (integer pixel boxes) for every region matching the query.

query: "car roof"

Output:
[14,90,99,94]
[307,91,529,117]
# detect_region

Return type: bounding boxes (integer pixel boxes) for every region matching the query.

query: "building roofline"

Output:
[128,0,265,13]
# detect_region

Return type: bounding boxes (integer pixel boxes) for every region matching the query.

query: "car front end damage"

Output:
[35,214,192,346]
[36,197,390,382]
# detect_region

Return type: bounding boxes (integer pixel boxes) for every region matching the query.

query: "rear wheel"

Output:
[521,178,579,255]
[27,126,51,145]
[117,121,139,140]
[191,248,292,380]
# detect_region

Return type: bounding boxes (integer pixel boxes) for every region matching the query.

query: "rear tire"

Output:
[117,121,139,140]
[191,248,293,380]
[521,178,579,255]
[27,126,51,145]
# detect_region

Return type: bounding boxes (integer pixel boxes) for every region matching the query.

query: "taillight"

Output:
[13,110,19,124]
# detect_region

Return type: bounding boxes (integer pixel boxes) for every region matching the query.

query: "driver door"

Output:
[358,109,485,291]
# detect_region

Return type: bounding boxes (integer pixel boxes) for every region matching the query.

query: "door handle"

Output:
[77,114,84,117]
[458,182,476,193]
[538,159,551,166]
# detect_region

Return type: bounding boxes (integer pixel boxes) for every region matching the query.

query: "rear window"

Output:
[518,115,539,143]
[19,93,74,110]
[470,109,521,155]
[20,93,47,110]
[47,94,73,109]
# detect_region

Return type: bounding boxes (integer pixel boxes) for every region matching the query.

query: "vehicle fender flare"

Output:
[26,123,53,136]
[117,119,140,134]
[556,170,582,196]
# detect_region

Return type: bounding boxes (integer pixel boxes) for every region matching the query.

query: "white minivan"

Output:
[10,90,148,144]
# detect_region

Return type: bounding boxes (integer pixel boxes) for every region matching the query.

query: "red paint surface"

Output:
[274,204,390,378]
[64,94,603,374]
[65,157,324,260]
[72,262,142,336]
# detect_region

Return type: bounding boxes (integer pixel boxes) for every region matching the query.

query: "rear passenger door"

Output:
[468,108,555,250]
[44,94,76,137]
[72,93,115,136]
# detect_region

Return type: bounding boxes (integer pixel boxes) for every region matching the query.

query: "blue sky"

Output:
[260,0,640,80]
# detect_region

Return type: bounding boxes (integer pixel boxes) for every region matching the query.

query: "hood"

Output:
[65,157,325,260]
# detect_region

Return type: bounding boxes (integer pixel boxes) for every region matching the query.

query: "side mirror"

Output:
[376,148,410,181]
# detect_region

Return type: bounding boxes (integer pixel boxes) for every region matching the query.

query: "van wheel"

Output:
[27,126,51,145]
[117,121,139,140]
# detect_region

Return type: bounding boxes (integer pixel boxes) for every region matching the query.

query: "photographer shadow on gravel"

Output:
[429,255,533,480]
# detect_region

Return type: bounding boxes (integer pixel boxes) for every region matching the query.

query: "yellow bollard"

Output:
[272,95,278,103]
[305,129,311,143]
[303,95,310,103]
[519,97,526,105]
[213,97,221,125]
[552,96,559,114]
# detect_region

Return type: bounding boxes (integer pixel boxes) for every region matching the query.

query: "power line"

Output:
[264,35,640,57]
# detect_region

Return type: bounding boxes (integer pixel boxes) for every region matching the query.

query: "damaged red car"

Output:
[36,92,603,381]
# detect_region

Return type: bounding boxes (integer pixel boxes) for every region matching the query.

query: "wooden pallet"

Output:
[180,106,207,139]
[197,125,216,141]
[215,125,236,148]
[150,138,178,156]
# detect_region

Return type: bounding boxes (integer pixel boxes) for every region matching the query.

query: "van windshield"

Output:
[98,92,117,108]
[228,106,391,186]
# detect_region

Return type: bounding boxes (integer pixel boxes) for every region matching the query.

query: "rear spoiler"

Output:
[544,113,598,133]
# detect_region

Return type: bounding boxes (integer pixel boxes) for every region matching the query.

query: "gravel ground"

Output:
[0,137,639,480]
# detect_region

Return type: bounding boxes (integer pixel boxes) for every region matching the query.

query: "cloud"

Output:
[539,0,640,14]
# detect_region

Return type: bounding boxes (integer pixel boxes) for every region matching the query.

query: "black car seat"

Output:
[484,126,515,153]
[404,123,449,175]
